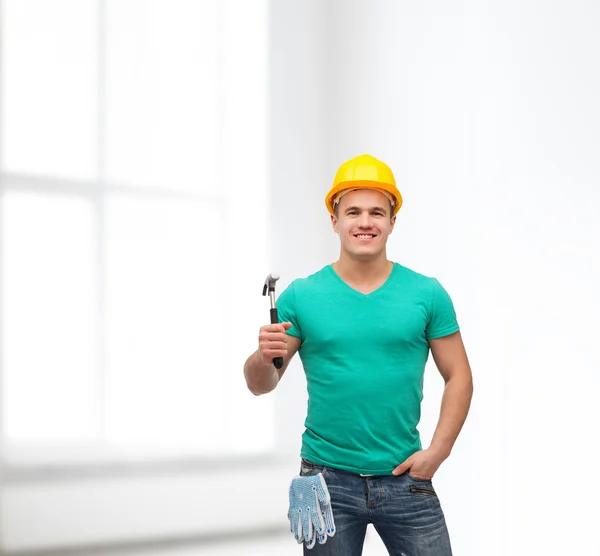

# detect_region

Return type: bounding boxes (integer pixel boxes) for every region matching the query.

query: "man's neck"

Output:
[332,254,393,285]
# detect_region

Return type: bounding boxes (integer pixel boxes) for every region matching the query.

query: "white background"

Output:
[1,0,599,555]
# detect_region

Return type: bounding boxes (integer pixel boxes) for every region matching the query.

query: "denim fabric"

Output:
[299,459,452,556]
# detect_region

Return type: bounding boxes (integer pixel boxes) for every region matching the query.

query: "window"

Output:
[1,0,272,466]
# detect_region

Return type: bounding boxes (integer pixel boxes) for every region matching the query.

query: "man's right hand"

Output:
[258,322,293,365]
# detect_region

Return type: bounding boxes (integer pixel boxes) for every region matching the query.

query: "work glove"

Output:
[287,473,336,549]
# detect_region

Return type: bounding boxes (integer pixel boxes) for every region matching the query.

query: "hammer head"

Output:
[262,272,280,295]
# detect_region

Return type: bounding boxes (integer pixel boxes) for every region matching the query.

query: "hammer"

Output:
[262,273,284,369]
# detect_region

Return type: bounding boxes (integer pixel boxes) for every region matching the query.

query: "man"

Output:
[243,154,473,555]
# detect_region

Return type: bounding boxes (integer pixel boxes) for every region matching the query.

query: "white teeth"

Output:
[356,234,374,238]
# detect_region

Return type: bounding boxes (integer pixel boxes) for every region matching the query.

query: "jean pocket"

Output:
[407,472,433,482]
[408,482,437,497]
[408,481,437,497]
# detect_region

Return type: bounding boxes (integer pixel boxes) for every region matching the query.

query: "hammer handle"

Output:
[270,308,284,369]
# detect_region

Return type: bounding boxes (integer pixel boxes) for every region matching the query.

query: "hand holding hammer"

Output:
[261,273,288,369]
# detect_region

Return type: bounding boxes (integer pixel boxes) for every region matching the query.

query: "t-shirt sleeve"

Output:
[275,281,303,341]
[426,278,460,340]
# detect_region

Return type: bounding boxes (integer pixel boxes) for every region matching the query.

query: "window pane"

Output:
[105,0,218,192]
[2,0,97,179]
[104,196,225,453]
[1,193,97,442]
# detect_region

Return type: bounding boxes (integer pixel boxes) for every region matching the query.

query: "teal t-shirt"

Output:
[276,262,459,475]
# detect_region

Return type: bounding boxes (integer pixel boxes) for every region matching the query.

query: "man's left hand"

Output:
[391,448,447,479]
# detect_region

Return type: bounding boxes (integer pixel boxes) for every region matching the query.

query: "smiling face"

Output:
[331,189,396,260]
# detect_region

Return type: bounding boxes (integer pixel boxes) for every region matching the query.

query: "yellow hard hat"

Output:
[325,154,403,215]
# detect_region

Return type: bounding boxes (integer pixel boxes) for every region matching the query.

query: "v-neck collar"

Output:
[327,262,397,298]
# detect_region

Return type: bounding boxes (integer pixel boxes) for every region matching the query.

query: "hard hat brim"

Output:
[325,180,403,216]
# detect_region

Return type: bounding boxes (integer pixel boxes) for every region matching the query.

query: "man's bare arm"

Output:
[392,330,473,478]
[428,330,474,458]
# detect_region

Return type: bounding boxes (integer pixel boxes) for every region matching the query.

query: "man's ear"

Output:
[331,213,339,233]
[389,215,397,232]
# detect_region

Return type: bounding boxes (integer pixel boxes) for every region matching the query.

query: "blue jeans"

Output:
[299,459,453,556]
